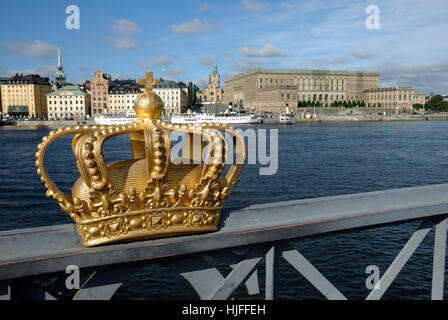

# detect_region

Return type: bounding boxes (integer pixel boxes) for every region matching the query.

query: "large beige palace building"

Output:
[363,87,414,113]
[224,69,380,112]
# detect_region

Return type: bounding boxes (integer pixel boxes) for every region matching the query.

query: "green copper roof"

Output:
[46,85,87,96]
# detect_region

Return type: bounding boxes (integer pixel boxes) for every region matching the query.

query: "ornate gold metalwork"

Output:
[35,72,246,247]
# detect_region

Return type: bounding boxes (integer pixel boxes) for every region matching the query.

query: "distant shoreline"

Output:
[1,114,446,129]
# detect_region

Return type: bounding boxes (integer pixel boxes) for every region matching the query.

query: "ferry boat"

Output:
[170,112,261,124]
[279,107,295,125]
[94,110,138,125]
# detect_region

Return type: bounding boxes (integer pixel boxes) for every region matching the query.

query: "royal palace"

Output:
[224,69,384,113]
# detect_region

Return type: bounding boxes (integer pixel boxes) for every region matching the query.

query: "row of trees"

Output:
[187,82,200,105]
[297,100,383,108]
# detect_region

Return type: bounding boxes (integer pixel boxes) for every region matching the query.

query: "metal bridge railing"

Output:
[0,183,447,300]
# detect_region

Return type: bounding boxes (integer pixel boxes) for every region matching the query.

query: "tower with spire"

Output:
[55,48,66,88]
[209,64,220,88]
[197,64,224,104]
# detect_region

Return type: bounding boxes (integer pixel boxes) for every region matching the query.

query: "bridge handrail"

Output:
[1,183,447,282]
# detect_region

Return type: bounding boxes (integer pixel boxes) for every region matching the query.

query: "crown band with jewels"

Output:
[35,72,246,247]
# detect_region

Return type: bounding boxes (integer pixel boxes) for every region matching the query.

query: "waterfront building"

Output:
[224,69,380,113]
[0,74,52,118]
[153,80,188,115]
[197,65,224,104]
[89,71,112,115]
[108,80,142,116]
[46,85,91,119]
[413,92,426,106]
[55,48,67,88]
[363,87,414,113]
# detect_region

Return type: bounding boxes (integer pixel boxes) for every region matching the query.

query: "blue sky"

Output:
[1,0,447,93]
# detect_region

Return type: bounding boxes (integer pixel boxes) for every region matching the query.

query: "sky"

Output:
[1,0,447,94]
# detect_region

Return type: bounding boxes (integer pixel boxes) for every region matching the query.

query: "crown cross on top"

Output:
[139,72,159,92]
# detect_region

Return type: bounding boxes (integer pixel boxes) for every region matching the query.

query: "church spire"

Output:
[55,47,66,87]
[58,48,62,68]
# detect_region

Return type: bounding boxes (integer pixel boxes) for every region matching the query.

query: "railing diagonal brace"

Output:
[166,255,225,300]
[208,250,260,295]
[366,219,433,300]
[207,246,263,300]
[282,243,347,300]
[73,264,142,300]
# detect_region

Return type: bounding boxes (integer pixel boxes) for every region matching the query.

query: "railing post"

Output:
[432,217,447,300]
[265,243,280,300]
[0,280,11,300]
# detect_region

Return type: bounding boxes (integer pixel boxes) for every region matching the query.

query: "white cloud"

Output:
[239,43,288,57]
[0,65,57,79]
[351,50,375,59]
[3,40,58,59]
[170,19,215,36]
[378,59,448,94]
[241,0,267,11]
[234,59,264,73]
[111,37,139,49]
[110,19,141,35]
[109,19,140,50]
[200,56,217,66]
[163,67,186,75]
[140,55,177,68]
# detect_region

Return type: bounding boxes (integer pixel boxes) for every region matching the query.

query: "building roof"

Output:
[46,85,87,96]
[225,68,380,82]
[154,80,182,89]
[6,74,51,85]
[109,85,141,94]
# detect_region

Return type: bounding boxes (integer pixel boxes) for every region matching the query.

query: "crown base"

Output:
[76,207,221,247]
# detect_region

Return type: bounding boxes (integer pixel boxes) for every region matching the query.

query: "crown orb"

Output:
[134,91,164,120]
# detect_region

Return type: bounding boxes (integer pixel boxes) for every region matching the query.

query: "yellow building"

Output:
[108,81,142,116]
[1,74,52,118]
[153,80,188,115]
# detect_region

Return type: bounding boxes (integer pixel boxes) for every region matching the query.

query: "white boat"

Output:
[279,114,295,124]
[170,112,262,124]
[94,110,138,125]
[279,107,295,124]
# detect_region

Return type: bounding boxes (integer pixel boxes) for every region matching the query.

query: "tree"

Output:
[413,103,423,110]
[188,82,194,105]
[426,95,448,112]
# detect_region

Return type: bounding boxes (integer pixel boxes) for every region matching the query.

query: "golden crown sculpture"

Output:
[35,72,246,246]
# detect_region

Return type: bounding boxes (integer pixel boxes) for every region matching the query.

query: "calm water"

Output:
[1,121,448,300]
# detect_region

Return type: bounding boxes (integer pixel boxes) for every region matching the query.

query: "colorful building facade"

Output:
[0,74,52,118]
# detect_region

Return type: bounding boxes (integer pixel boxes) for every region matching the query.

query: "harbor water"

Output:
[1,121,448,299]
